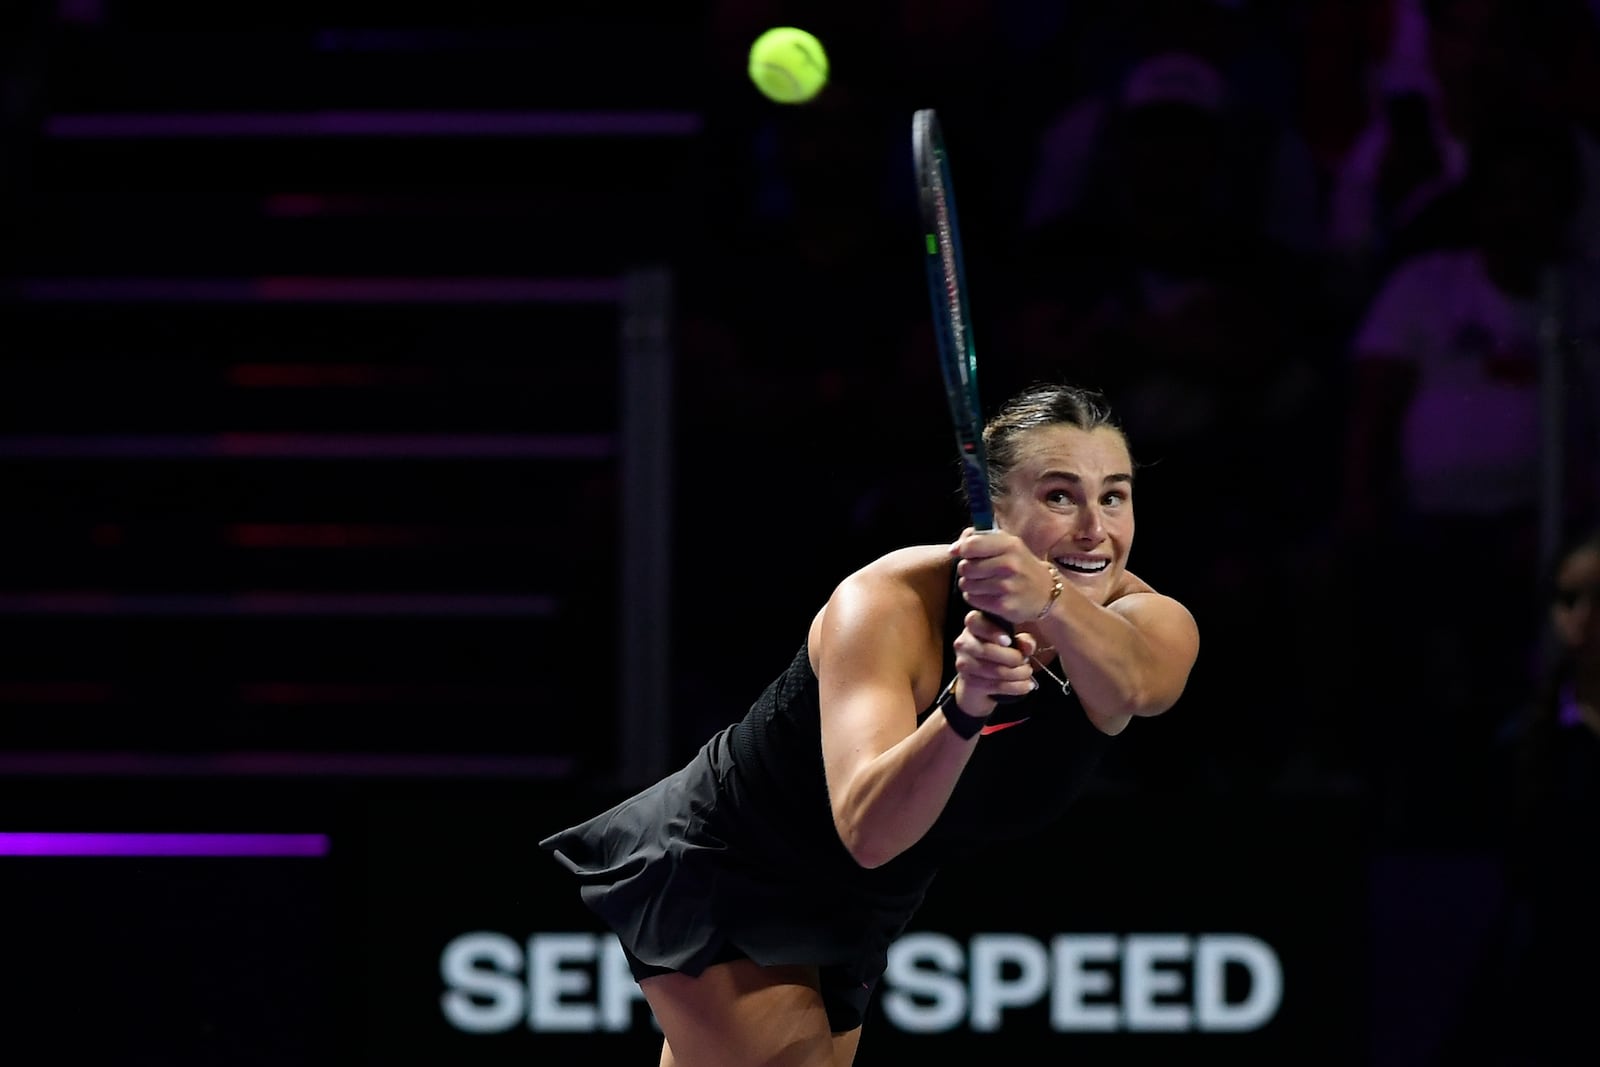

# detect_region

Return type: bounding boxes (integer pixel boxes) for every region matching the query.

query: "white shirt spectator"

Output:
[1353,248,1600,515]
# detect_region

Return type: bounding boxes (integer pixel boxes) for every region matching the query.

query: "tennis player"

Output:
[541,381,1200,1066]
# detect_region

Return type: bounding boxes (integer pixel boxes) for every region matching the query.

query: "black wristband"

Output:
[939,694,988,740]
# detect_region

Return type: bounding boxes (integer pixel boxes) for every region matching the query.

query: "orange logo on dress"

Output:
[979,717,1030,736]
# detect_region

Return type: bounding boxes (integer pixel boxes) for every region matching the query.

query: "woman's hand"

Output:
[950,527,1059,625]
[950,609,1038,717]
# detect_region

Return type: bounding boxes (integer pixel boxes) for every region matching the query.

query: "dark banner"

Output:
[0,778,1372,1063]
[354,783,1371,1065]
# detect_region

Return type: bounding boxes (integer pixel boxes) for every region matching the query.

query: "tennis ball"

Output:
[747,27,829,105]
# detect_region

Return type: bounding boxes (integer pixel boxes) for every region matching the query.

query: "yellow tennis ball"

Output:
[747,27,830,104]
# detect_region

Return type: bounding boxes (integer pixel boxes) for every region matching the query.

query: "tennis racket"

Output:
[913,107,998,535]
[914,109,1026,708]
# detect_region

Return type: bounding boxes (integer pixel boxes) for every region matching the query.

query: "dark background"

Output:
[2,1,1599,1063]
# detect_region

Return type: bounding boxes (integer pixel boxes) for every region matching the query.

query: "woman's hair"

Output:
[981,382,1125,501]
[1512,524,1600,824]
[1547,526,1600,590]
[1520,524,1600,706]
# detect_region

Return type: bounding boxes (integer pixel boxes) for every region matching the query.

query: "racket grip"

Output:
[982,610,1026,706]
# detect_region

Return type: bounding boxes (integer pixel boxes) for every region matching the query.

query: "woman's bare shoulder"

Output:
[1111,569,1169,602]
[1109,569,1200,644]
[856,543,954,586]
[811,544,952,645]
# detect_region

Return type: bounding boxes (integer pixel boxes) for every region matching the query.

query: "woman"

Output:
[1495,527,1600,1063]
[540,381,1200,1066]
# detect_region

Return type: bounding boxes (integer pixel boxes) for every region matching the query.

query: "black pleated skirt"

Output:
[538,731,933,1029]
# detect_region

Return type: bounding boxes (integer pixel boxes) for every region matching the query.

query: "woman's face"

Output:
[994,424,1135,605]
[1553,544,1600,654]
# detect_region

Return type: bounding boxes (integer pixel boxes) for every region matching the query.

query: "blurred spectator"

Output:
[1010,46,1329,403]
[1325,0,1467,291]
[1475,527,1600,1065]
[1428,0,1600,255]
[1335,113,1600,840]
[1323,0,1600,318]
[1297,0,1397,174]
[1003,41,1338,792]
[1024,4,1324,262]
[1507,525,1600,874]
[1010,48,1327,518]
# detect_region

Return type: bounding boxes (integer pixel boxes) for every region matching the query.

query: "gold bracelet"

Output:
[1035,562,1064,619]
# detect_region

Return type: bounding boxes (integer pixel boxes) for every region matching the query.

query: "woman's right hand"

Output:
[950,609,1038,716]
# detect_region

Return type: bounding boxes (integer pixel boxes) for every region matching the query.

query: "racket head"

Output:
[913,108,996,532]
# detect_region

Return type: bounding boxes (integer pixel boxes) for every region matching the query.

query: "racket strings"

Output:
[930,176,970,386]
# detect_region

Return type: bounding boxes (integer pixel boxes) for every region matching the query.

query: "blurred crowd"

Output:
[676,0,1600,858]
[10,0,1591,857]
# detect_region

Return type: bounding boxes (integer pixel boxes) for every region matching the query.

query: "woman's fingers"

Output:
[953,612,1035,696]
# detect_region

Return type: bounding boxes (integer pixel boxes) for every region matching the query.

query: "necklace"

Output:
[1029,647,1072,696]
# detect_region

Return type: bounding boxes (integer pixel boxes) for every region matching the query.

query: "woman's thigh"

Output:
[644,958,861,1067]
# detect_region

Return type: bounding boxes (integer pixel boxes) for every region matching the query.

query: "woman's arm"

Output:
[951,529,1199,734]
[814,552,1035,869]
[1044,586,1199,732]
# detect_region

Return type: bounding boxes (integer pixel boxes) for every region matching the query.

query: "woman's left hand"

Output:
[950,527,1057,624]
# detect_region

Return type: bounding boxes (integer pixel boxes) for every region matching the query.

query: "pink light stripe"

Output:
[0,682,115,703]
[45,110,703,138]
[255,276,625,302]
[0,591,560,616]
[0,433,616,459]
[15,275,625,303]
[0,751,575,778]
[19,278,253,301]
[0,833,329,857]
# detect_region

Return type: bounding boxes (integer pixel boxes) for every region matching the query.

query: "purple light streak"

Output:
[0,751,575,778]
[0,833,329,857]
[45,110,703,139]
[13,275,626,303]
[0,592,561,617]
[0,433,615,460]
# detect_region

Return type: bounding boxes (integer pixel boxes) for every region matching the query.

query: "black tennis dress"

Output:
[539,568,1115,1031]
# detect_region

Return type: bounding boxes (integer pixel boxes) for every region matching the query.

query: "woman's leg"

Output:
[644,958,862,1067]
[829,1027,862,1065]
[656,1021,861,1066]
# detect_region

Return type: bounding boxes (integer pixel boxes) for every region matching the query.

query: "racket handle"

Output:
[965,532,1025,704]
[981,610,1015,635]
[982,610,1026,706]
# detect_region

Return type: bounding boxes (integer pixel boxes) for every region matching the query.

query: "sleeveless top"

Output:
[709,565,1115,900]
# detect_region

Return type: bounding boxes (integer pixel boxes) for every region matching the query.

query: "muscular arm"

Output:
[1040,585,1199,732]
[814,552,1034,869]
